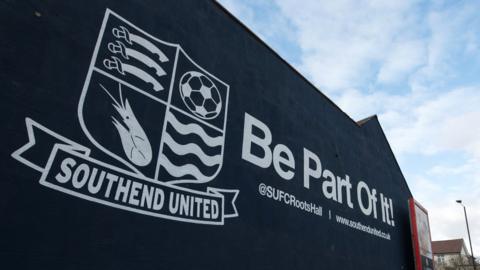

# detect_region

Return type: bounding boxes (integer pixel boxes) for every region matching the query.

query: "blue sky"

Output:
[219,0,480,253]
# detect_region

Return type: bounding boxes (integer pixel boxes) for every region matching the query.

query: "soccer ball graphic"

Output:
[179,71,222,120]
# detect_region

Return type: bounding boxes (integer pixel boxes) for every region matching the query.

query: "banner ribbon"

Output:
[12,118,239,225]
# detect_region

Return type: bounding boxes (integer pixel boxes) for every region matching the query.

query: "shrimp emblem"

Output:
[100,84,152,167]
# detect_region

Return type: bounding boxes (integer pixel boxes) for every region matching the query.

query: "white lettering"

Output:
[273,144,295,180]
[242,112,272,168]
[303,148,322,189]
[55,157,76,183]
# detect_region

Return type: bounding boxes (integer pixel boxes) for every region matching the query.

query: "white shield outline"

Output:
[78,9,230,183]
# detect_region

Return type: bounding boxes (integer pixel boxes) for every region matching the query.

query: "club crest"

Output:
[12,9,238,225]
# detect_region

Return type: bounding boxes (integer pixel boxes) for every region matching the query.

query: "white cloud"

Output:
[331,69,480,257]
[409,164,480,253]
[412,1,480,88]
[274,0,427,92]
[219,0,480,255]
[386,87,480,156]
[336,92,480,255]
[377,39,426,84]
[218,0,298,61]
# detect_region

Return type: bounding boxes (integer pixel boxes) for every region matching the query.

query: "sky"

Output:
[218,0,480,254]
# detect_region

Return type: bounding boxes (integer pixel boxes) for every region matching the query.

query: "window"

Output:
[438,255,445,263]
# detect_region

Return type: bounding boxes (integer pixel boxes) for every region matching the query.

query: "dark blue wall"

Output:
[0,0,414,269]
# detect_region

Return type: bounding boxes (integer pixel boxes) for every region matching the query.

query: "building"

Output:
[1,1,417,269]
[433,239,474,270]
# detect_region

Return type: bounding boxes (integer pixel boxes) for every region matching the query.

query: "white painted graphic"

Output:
[112,26,170,62]
[99,83,153,167]
[11,9,238,225]
[179,71,223,120]
[241,112,396,230]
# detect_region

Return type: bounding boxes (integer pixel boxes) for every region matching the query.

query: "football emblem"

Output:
[11,9,239,226]
[179,71,222,119]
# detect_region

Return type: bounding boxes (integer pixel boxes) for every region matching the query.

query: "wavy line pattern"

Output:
[166,113,223,147]
[159,153,211,182]
[163,133,222,167]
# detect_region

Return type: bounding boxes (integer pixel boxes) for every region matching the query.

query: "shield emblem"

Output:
[79,9,229,184]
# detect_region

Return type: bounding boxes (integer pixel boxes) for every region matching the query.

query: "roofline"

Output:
[433,238,464,242]
[357,115,377,126]
[462,241,470,256]
[213,0,413,196]
[213,0,361,127]
[433,239,470,255]
[362,116,413,196]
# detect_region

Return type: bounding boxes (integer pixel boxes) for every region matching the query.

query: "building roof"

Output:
[432,239,468,255]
